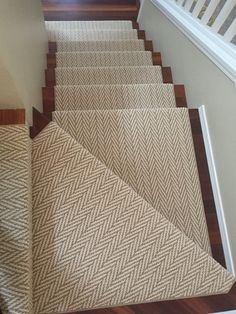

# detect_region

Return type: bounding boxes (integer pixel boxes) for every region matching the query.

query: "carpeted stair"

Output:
[55,39,146,52]
[0,125,32,314]
[53,84,176,110]
[0,20,235,314]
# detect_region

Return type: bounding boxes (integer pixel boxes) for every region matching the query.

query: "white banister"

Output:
[211,1,236,32]
[174,0,236,44]
[200,0,221,25]
[147,0,236,82]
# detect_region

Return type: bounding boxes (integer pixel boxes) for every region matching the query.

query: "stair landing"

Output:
[43,3,139,21]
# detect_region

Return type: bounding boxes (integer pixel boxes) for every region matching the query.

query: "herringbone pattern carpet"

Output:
[48,29,138,41]
[53,108,210,253]
[45,20,133,31]
[56,51,153,67]
[55,66,163,85]
[0,125,32,314]
[54,84,176,110]
[1,19,235,314]
[56,40,145,52]
[32,122,234,314]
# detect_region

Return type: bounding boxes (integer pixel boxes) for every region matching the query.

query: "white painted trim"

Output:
[198,105,235,276]
[139,0,236,85]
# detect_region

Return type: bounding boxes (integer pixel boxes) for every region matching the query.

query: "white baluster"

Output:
[200,0,221,25]
[176,0,185,5]
[192,0,207,18]
[223,18,236,42]
[212,1,236,33]
[184,0,194,11]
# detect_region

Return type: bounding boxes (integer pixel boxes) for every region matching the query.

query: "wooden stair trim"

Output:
[189,109,225,267]
[48,40,154,53]
[174,85,187,107]
[30,107,51,139]
[0,109,25,125]
[162,67,173,83]
[137,30,145,40]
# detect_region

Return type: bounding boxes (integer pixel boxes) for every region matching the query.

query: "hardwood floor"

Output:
[42,2,139,20]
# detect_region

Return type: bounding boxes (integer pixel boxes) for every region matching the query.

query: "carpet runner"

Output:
[55,51,153,67]
[48,29,138,41]
[55,65,163,85]
[56,40,146,52]
[45,20,134,30]
[0,125,32,314]
[0,19,235,314]
[54,84,176,110]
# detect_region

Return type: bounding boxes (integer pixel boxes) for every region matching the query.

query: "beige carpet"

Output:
[45,20,134,31]
[47,29,138,41]
[32,122,234,314]
[1,19,235,314]
[53,108,210,253]
[55,66,163,85]
[0,125,32,314]
[54,84,176,111]
[56,40,146,52]
[55,51,153,67]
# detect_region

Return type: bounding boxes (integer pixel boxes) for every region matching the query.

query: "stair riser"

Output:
[0,109,25,125]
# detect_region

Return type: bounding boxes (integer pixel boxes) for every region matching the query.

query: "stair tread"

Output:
[55,39,146,51]
[53,83,176,110]
[53,107,210,252]
[54,51,153,67]
[55,65,163,85]
[45,20,133,29]
[32,121,234,313]
[47,28,138,41]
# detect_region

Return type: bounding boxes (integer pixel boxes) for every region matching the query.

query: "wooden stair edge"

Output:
[162,67,173,83]
[30,107,51,139]
[189,109,226,267]
[174,85,187,108]
[0,109,25,125]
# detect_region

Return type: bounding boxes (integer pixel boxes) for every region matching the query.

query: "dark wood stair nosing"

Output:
[0,109,25,125]
[30,107,51,139]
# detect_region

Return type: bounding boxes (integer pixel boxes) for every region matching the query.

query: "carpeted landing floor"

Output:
[0,20,235,314]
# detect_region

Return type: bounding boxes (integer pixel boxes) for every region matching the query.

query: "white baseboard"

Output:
[198,105,235,276]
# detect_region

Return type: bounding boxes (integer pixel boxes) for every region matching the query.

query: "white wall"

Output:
[138,0,236,273]
[0,0,48,123]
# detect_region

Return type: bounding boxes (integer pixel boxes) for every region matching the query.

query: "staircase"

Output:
[0,16,236,314]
